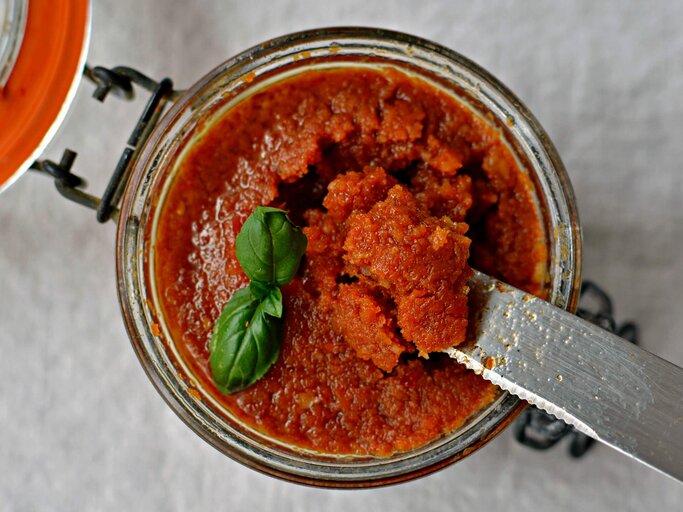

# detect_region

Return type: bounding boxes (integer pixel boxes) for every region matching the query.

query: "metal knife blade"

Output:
[446,271,683,483]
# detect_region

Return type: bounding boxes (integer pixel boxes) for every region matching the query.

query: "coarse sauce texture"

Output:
[154,67,547,456]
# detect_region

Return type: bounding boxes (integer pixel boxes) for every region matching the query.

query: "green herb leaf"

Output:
[235,206,307,286]
[209,206,306,395]
[257,285,283,318]
[209,287,282,394]
[248,280,275,301]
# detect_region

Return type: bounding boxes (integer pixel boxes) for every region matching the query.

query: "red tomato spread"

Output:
[154,67,546,456]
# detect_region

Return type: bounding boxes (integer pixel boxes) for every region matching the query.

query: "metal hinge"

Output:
[29,65,179,223]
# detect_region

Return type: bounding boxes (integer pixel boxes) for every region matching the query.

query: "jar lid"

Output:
[0,0,90,192]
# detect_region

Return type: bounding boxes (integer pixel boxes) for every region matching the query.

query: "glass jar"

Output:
[116,27,582,487]
[0,0,28,87]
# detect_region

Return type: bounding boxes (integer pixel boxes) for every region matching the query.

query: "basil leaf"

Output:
[209,206,307,395]
[258,285,283,318]
[248,280,274,301]
[209,286,282,394]
[236,206,307,286]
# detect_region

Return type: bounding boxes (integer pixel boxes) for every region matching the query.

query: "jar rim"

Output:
[116,26,582,488]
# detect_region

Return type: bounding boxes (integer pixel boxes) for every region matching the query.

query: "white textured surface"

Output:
[2,0,683,509]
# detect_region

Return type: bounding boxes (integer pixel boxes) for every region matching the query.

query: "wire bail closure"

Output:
[29,65,178,223]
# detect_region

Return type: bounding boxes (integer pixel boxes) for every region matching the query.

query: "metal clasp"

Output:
[29,65,179,223]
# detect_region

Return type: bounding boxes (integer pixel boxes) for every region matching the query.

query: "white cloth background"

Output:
[2,0,683,510]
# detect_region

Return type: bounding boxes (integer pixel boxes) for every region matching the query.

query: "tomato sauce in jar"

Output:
[154,67,546,456]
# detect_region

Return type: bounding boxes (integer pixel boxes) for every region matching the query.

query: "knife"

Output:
[446,271,683,483]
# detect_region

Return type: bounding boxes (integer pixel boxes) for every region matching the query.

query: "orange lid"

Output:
[0,0,90,192]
